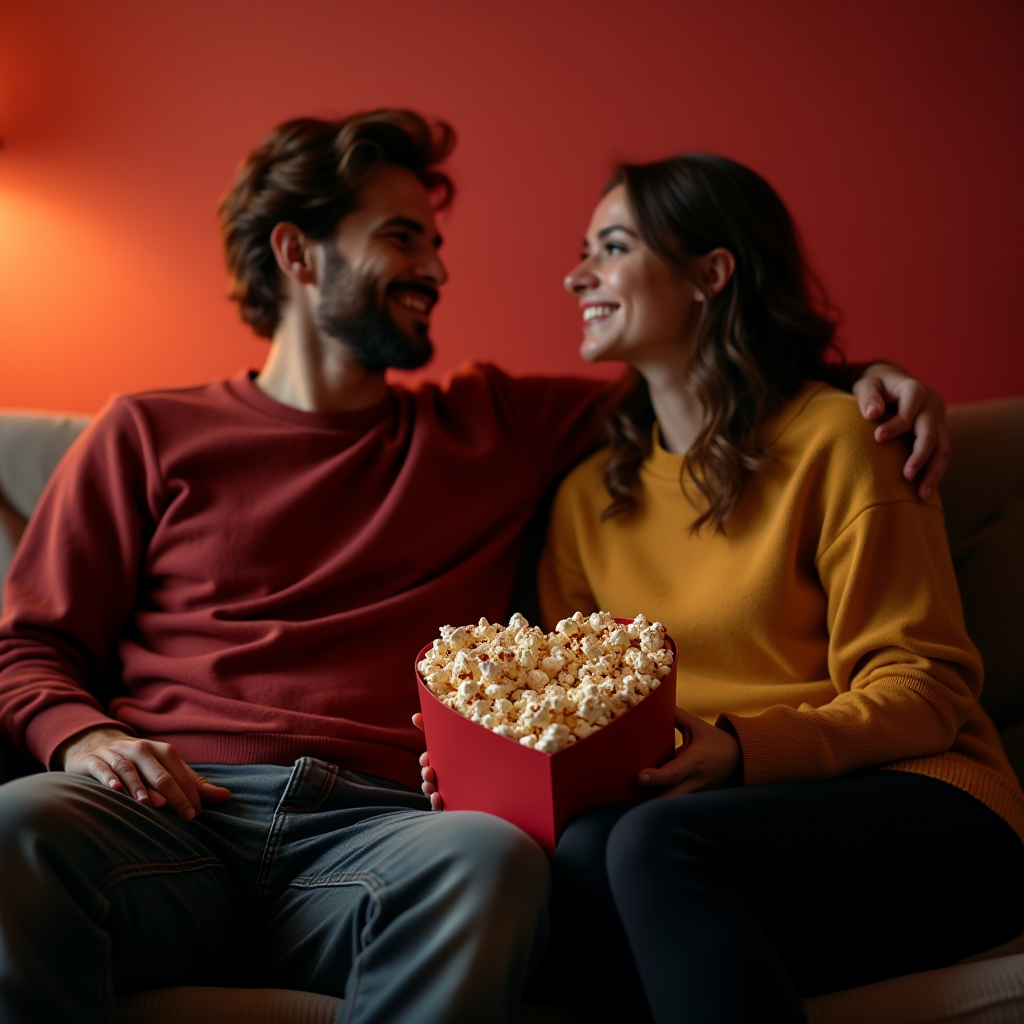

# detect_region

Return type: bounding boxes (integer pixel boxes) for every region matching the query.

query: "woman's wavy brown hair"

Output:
[218,110,455,338]
[600,154,842,532]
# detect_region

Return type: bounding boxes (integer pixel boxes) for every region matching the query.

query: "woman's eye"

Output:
[603,242,627,257]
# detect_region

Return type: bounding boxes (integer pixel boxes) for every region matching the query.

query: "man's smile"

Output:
[388,283,439,316]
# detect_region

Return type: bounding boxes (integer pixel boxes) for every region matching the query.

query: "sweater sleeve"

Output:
[720,496,983,785]
[0,398,157,768]
[480,365,613,489]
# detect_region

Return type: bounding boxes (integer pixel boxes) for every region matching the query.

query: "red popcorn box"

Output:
[415,621,677,857]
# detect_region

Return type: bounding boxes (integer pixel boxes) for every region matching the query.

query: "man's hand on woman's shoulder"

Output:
[57,725,231,820]
[853,361,950,500]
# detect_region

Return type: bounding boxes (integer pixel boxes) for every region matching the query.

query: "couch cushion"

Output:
[802,953,1024,1024]
[118,987,342,1024]
[942,399,1024,772]
[0,411,90,615]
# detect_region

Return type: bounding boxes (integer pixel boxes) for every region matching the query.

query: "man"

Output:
[0,110,948,1023]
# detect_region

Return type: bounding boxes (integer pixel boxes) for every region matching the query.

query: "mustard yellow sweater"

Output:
[539,382,1024,845]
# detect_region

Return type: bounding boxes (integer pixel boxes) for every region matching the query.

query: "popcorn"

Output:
[416,612,673,751]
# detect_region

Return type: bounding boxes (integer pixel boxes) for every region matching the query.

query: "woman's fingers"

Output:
[638,707,740,794]
[411,712,425,731]
[638,746,697,788]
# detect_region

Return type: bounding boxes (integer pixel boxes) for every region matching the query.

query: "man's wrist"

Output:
[55,724,133,770]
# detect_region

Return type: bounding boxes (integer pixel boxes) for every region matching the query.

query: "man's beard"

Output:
[314,247,434,372]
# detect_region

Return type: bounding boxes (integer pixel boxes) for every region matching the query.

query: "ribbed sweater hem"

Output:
[880,752,1024,849]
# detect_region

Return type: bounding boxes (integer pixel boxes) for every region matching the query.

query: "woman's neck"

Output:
[636,359,706,455]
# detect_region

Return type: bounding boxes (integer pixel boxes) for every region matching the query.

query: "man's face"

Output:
[315,164,448,371]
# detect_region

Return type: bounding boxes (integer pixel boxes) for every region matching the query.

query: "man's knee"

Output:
[430,811,550,907]
[0,771,117,874]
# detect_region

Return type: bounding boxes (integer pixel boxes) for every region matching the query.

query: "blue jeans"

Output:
[0,758,550,1023]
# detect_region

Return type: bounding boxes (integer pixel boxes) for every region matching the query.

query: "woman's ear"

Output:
[270,222,317,285]
[694,248,736,302]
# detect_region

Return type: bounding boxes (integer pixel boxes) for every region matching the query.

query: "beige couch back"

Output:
[1,400,1022,781]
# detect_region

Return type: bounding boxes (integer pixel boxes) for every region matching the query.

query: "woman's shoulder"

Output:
[772,382,898,468]
[770,381,938,536]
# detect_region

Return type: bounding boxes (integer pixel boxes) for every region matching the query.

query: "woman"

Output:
[535,155,1024,1022]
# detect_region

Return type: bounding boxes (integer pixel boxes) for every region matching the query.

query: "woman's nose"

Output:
[564,259,598,295]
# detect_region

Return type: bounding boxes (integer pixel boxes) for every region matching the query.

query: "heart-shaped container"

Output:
[415,618,677,856]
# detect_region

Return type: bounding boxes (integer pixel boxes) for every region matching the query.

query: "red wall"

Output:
[1,0,1022,413]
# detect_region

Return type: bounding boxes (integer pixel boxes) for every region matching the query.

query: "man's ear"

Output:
[694,248,736,302]
[270,222,317,285]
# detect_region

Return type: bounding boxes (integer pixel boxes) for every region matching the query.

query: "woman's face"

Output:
[565,185,705,366]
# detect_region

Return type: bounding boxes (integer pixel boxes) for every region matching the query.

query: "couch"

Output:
[1,398,1022,1024]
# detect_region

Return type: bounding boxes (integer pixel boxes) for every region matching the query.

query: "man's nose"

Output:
[416,248,448,287]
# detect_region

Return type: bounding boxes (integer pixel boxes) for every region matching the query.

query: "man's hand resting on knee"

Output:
[56,726,231,820]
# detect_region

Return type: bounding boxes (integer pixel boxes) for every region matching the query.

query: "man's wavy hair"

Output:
[600,154,842,533]
[218,110,455,338]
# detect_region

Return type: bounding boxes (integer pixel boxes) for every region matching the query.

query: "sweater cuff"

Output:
[714,715,745,787]
[24,702,136,771]
[717,711,821,786]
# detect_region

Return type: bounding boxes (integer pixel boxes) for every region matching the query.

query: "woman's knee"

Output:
[553,803,634,906]
[607,797,678,871]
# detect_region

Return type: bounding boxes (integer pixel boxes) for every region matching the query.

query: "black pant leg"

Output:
[605,772,1024,1024]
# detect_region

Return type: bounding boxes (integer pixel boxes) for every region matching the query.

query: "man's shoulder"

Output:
[552,447,609,509]
[93,376,249,436]
[114,377,240,415]
[409,362,608,401]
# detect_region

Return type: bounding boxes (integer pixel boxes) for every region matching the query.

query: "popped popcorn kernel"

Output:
[420,612,674,750]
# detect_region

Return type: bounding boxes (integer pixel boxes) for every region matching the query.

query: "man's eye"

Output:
[389,233,411,246]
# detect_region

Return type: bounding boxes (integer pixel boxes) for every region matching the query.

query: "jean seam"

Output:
[289,870,384,891]
[97,856,225,894]
[280,761,337,814]
[252,758,338,916]
[334,880,384,1024]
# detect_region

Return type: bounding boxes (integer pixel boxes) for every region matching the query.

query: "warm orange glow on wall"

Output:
[1,0,1022,412]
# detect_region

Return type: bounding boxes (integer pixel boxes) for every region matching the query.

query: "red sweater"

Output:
[0,366,606,788]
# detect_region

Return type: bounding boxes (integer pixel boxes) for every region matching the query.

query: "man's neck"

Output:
[256,312,389,414]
